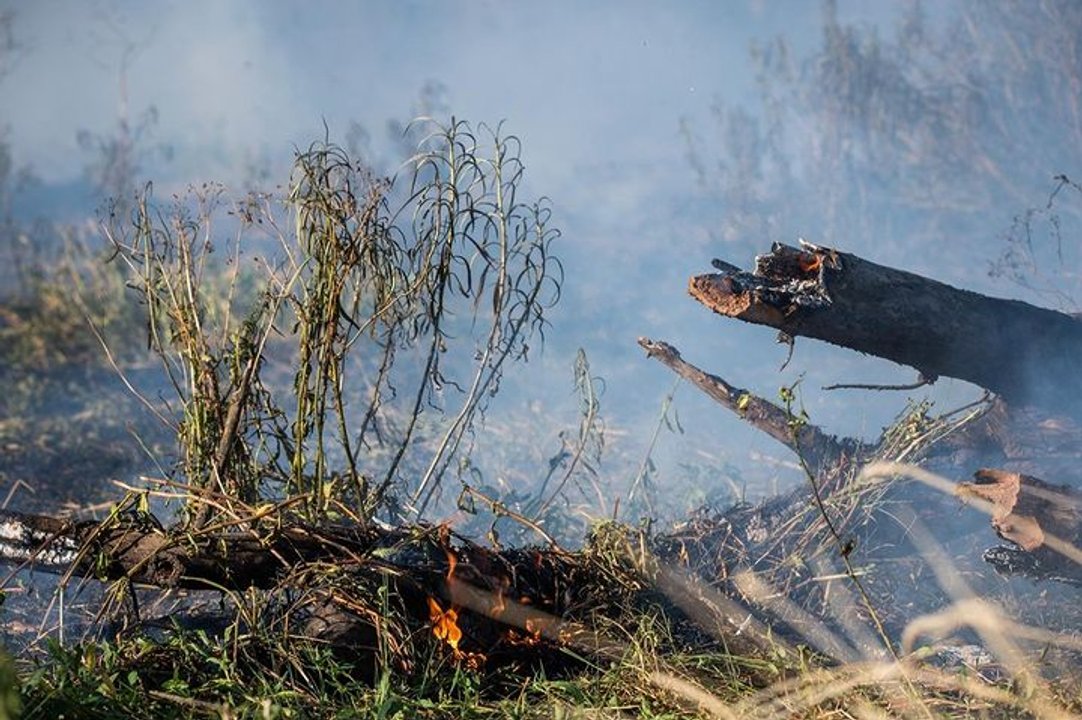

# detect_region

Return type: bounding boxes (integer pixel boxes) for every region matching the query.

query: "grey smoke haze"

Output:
[7,1,882,185]
[4,0,1009,511]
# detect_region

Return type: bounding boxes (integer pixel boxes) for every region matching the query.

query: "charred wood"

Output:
[958,469,1082,586]
[0,508,399,591]
[0,498,858,667]
[690,242,1082,421]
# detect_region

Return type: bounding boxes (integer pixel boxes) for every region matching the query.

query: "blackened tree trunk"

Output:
[690,242,1082,421]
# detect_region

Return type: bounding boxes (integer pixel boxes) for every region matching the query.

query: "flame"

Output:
[492,577,509,617]
[525,617,544,641]
[438,524,458,580]
[505,617,545,647]
[799,254,823,273]
[428,597,462,651]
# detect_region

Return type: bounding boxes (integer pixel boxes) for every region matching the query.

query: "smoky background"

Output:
[0,0,1080,535]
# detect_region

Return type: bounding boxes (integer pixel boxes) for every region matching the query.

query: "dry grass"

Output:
[4,124,1082,720]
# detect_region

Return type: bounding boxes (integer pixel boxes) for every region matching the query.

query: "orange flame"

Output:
[505,616,545,647]
[799,254,823,273]
[525,617,544,640]
[438,525,458,580]
[428,597,462,652]
[492,577,509,617]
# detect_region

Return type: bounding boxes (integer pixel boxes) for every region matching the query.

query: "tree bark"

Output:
[958,468,1082,586]
[0,508,395,590]
[637,337,861,471]
[690,242,1082,420]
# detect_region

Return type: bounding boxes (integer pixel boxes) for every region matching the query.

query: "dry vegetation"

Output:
[1,140,1080,717]
[2,3,1082,719]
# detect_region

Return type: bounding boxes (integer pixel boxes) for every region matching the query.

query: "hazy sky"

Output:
[3,1,952,495]
[2,0,916,270]
[3,1,902,186]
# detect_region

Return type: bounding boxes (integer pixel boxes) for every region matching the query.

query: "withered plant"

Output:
[106,119,562,527]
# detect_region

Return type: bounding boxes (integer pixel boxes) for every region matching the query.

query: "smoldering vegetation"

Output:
[0,2,1081,718]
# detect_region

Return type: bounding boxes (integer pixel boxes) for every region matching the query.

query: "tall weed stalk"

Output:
[108,119,561,525]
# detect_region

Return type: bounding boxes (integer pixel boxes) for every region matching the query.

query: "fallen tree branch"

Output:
[0,508,395,591]
[689,242,1082,420]
[0,505,803,673]
[637,337,858,470]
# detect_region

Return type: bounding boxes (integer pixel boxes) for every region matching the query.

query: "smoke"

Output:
[7,0,1043,519]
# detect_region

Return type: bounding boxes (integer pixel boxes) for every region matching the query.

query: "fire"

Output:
[434,525,462,650]
[505,616,545,647]
[438,524,458,580]
[492,576,510,617]
[799,253,823,273]
[428,528,488,666]
[430,526,463,651]
[428,596,463,651]
[525,617,544,642]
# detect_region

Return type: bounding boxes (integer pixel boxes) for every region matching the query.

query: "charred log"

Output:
[0,488,887,672]
[690,242,1082,421]
[958,469,1082,586]
[0,508,400,590]
[0,506,786,670]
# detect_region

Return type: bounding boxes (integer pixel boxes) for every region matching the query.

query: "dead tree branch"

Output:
[637,337,859,470]
[690,242,1082,420]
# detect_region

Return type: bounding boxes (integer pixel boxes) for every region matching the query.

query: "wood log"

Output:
[689,242,1082,421]
[0,504,793,608]
[958,469,1082,586]
[1,468,1021,661]
[0,493,865,664]
[0,508,397,590]
[1,466,1075,680]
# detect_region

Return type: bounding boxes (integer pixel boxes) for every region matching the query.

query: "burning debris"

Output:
[3,242,1082,717]
[427,597,462,652]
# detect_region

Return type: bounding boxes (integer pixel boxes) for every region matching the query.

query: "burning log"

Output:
[4,242,1080,685]
[690,242,1082,421]
[0,501,837,674]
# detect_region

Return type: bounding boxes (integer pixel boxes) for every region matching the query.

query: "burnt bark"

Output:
[958,469,1082,586]
[0,508,397,590]
[690,242,1082,421]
